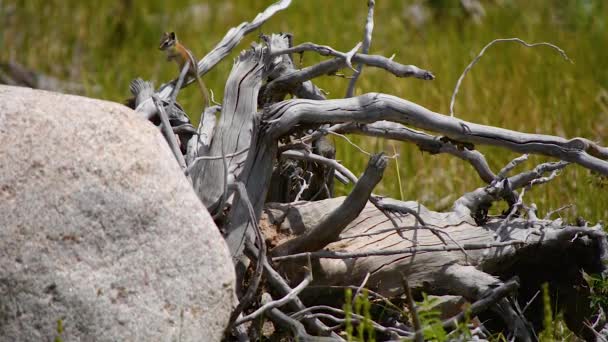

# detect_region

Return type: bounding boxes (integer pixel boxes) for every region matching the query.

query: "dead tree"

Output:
[131,1,608,340]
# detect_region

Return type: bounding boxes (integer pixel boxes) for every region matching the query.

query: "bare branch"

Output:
[401,275,423,342]
[263,93,608,174]
[308,121,496,183]
[228,181,267,325]
[295,311,410,338]
[166,62,191,118]
[543,204,574,220]
[269,43,434,80]
[271,153,387,256]
[346,0,375,98]
[495,154,529,181]
[352,272,371,307]
[280,149,358,184]
[265,46,434,101]
[151,95,187,171]
[234,258,312,326]
[441,278,519,331]
[450,38,572,117]
[496,165,566,238]
[453,160,569,220]
[259,293,340,342]
[243,243,340,338]
[262,33,327,103]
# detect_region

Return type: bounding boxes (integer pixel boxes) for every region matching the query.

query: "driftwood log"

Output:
[131,1,608,340]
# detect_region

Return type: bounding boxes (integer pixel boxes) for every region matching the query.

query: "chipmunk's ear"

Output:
[170,32,176,40]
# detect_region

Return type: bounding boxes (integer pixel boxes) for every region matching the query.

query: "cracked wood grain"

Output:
[190,46,265,212]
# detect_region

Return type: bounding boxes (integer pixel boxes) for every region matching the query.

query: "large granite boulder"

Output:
[0,85,235,341]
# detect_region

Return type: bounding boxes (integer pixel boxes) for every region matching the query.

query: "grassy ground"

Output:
[2,0,606,223]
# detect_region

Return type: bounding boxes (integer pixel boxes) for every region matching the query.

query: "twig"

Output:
[260,294,344,342]
[280,149,358,183]
[543,204,573,220]
[307,286,404,314]
[450,38,572,117]
[248,245,340,339]
[264,46,434,101]
[209,88,221,106]
[234,256,313,326]
[269,43,434,81]
[273,240,525,262]
[325,130,371,156]
[291,305,411,337]
[270,41,362,71]
[167,62,190,117]
[496,166,565,238]
[346,0,375,98]
[453,160,570,220]
[401,274,423,342]
[583,321,608,342]
[352,272,371,307]
[304,121,497,184]
[151,95,187,171]
[296,312,410,337]
[522,290,540,313]
[495,154,529,182]
[185,147,249,175]
[370,196,427,226]
[292,170,313,202]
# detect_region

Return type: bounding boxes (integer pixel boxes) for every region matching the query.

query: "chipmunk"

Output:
[159,31,209,107]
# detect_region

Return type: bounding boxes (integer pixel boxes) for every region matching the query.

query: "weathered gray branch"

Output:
[228,182,267,325]
[234,262,312,326]
[292,307,410,338]
[271,153,387,257]
[151,95,187,171]
[450,38,571,117]
[453,160,569,219]
[263,93,608,174]
[264,48,434,101]
[262,33,327,103]
[441,277,519,331]
[280,150,358,184]
[260,293,339,342]
[244,243,340,338]
[308,121,496,183]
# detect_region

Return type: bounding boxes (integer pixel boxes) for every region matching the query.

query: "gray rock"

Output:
[0,85,235,341]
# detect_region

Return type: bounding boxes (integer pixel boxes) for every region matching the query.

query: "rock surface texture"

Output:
[0,85,235,341]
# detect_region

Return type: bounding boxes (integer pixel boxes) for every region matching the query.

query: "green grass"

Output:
[2,0,607,222]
